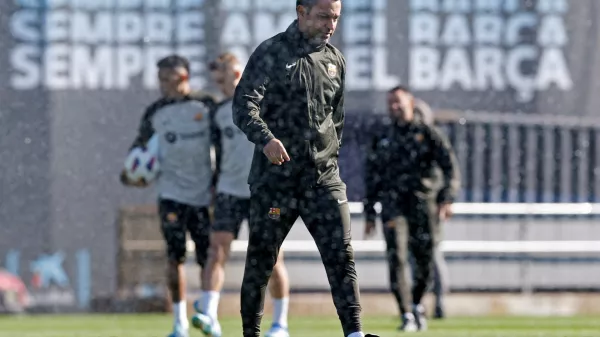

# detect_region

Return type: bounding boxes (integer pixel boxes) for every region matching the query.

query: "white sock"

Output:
[272,297,289,327]
[347,332,364,337]
[200,291,220,319]
[173,301,189,329]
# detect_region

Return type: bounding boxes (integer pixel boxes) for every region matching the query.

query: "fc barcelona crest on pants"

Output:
[268,207,281,220]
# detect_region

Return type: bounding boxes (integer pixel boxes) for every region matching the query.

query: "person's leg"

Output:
[429,202,449,319]
[241,186,298,337]
[432,242,449,318]
[407,198,435,330]
[187,206,211,271]
[266,249,290,335]
[194,193,244,332]
[197,230,232,318]
[299,184,365,337]
[383,217,416,331]
[158,199,191,337]
[382,223,404,317]
[183,203,222,337]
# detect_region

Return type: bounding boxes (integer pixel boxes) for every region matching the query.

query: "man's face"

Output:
[298,0,341,46]
[158,67,187,97]
[388,90,414,122]
[210,63,240,97]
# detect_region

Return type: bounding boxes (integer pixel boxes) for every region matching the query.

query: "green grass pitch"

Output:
[1,314,599,337]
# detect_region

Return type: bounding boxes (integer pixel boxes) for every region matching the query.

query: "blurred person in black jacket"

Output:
[404,92,450,320]
[363,86,460,332]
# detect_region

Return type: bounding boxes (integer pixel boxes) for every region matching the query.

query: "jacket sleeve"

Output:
[414,98,435,125]
[209,102,222,189]
[129,106,156,151]
[189,91,221,188]
[363,133,382,223]
[332,55,346,146]
[232,46,275,148]
[428,126,461,204]
[122,105,156,184]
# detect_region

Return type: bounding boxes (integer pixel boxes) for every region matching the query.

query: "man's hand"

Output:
[120,170,148,188]
[263,139,291,165]
[364,221,376,239]
[438,202,453,221]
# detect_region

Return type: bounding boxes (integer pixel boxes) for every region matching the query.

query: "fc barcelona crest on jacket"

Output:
[327,63,337,77]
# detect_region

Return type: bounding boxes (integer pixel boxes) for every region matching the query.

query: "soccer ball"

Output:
[123,134,161,183]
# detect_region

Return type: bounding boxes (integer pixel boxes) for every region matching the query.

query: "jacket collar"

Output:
[284,20,325,55]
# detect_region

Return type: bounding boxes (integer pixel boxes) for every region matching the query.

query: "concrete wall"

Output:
[2,0,600,310]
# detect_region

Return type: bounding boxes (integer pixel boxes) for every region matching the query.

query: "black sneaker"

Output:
[365,334,380,337]
[434,305,445,319]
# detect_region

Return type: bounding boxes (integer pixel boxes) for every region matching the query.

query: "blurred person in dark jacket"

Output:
[409,93,450,320]
[363,86,460,332]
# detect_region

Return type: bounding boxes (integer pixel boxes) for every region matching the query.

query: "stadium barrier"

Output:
[203,202,600,254]
[117,202,600,294]
[117,201,600,254]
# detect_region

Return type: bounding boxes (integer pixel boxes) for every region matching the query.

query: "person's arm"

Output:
[121,105,156,185]
[429,127,461,204]
[363,134,383,223]
[232,47,275,148]
[129,106,156,151]
[188,91,221,187]
[414,98,435,125]
[332,55,346,147]
[209,103,222,190]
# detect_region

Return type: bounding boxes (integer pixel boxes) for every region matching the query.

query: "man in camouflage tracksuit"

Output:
[232,1,379,337]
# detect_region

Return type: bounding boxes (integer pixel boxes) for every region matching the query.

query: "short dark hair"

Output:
[388,85,412,95]
[297,0,339,11]
[296,0,317,8]
[156,55,190,73]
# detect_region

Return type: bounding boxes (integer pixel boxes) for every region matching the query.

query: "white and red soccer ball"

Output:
[123,134,161,183]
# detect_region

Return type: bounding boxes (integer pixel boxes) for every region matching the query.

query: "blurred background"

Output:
[1,0,600,319]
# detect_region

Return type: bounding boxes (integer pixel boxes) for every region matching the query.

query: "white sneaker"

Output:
[167,325,189,337]
[399,313,418,332]
[413,304,428,331]
[191,313,222,337]
[265,323,290,337]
